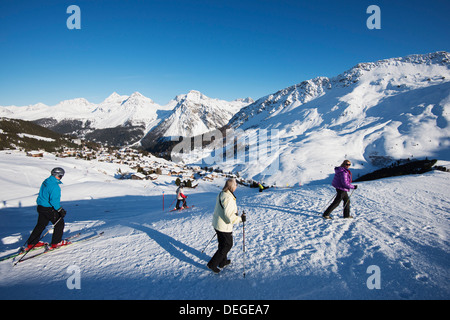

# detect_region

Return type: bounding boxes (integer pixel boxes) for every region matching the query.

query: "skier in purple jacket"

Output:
[323,160,358,219]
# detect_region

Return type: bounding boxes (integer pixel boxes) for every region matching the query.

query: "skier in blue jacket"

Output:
[26,167,70,250]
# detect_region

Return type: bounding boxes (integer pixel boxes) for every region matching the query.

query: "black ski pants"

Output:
[323,189,351,218]
[176,199,187,209]
[208,229,233,269]
[27,206,64,246]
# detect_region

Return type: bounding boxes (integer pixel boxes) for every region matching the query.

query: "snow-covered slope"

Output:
[200,52,450,186]
[0,151,449,299]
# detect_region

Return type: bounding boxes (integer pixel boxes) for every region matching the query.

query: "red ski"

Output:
[169,205,195,212]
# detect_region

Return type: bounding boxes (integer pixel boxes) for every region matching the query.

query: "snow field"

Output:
[0,152,449,299]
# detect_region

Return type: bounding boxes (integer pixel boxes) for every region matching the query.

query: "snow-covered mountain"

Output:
[0,91,169,146]
[138,90,252,150]
[93,92,169,130]
[2,52,449,183]
[162,90,251,138]
[0,91,251,148]
[1,92,165,130]
[192,52,450,185]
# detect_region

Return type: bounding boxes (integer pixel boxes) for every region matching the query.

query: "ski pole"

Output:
[343,188,356,209]
[201,233,217,253]
[242,210,246,278]
[14,217,62,266]
[168,196,177,211]
[321,192,337,214]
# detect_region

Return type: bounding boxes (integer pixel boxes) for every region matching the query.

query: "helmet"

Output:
[51,167,65,178]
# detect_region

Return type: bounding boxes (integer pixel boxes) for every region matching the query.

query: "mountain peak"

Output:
[234,97,254,104]
[103,92,128,104]
[335,51,450,87]
[56,97,92,107]
[183,90,207,103]
[186,89,203,96]
[129,91,145,98]
[125,92,155,105]
[108,92,121,99]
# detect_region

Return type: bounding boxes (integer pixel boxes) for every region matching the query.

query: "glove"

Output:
[354,185,358,190]
[57,207,67,218]
[241,213,247,222]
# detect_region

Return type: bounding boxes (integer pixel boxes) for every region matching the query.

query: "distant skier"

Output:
[257,182,271,192]
[207,178,246,274]
[26,167,70,250]
[175,183,188,210]
[323,160,358,219]
[258,182,264,192]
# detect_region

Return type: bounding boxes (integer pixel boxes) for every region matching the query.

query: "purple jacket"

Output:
[331,166,355,192]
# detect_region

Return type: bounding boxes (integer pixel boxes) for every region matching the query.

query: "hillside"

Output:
[0,117,78,152]
[190,52,450,186]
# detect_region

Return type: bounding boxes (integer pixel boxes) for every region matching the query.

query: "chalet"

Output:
[27,151,44,157]
[203,174,214,181]
[131,173,146,180]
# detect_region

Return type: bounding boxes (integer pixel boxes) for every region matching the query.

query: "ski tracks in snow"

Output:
[1,168,449,299]
[238,174,450,298]
[240,187,357,277]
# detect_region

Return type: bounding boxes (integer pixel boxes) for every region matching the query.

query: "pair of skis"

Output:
[4,232,104,265]
[169,205,195,212]
[0,233,80,262]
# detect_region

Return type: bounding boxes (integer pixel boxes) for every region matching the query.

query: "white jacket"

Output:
[176,187,185,200]
[212,190,242,233]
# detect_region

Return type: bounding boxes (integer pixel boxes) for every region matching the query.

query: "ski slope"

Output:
[0,151,449,299]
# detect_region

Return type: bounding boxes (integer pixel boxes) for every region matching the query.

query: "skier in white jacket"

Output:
[207,178,246,274]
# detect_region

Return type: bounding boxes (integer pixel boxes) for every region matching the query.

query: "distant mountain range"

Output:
[0,90,252,149]
[1,51,449,185]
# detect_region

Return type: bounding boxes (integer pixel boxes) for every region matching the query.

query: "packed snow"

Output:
[0,151,448,299]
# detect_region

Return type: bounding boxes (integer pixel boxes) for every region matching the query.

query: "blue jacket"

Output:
[36,175,62,210]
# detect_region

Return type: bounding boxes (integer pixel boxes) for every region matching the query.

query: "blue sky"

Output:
[0,0,449,106]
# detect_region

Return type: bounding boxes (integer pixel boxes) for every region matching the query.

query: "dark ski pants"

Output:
[27,206,64,246]
[323,189,351,218]
[208,229,233,269]
[176,199,187,209]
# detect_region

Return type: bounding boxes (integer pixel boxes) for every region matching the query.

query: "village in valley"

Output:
[0,117,259,190]
[25,139,242,187]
